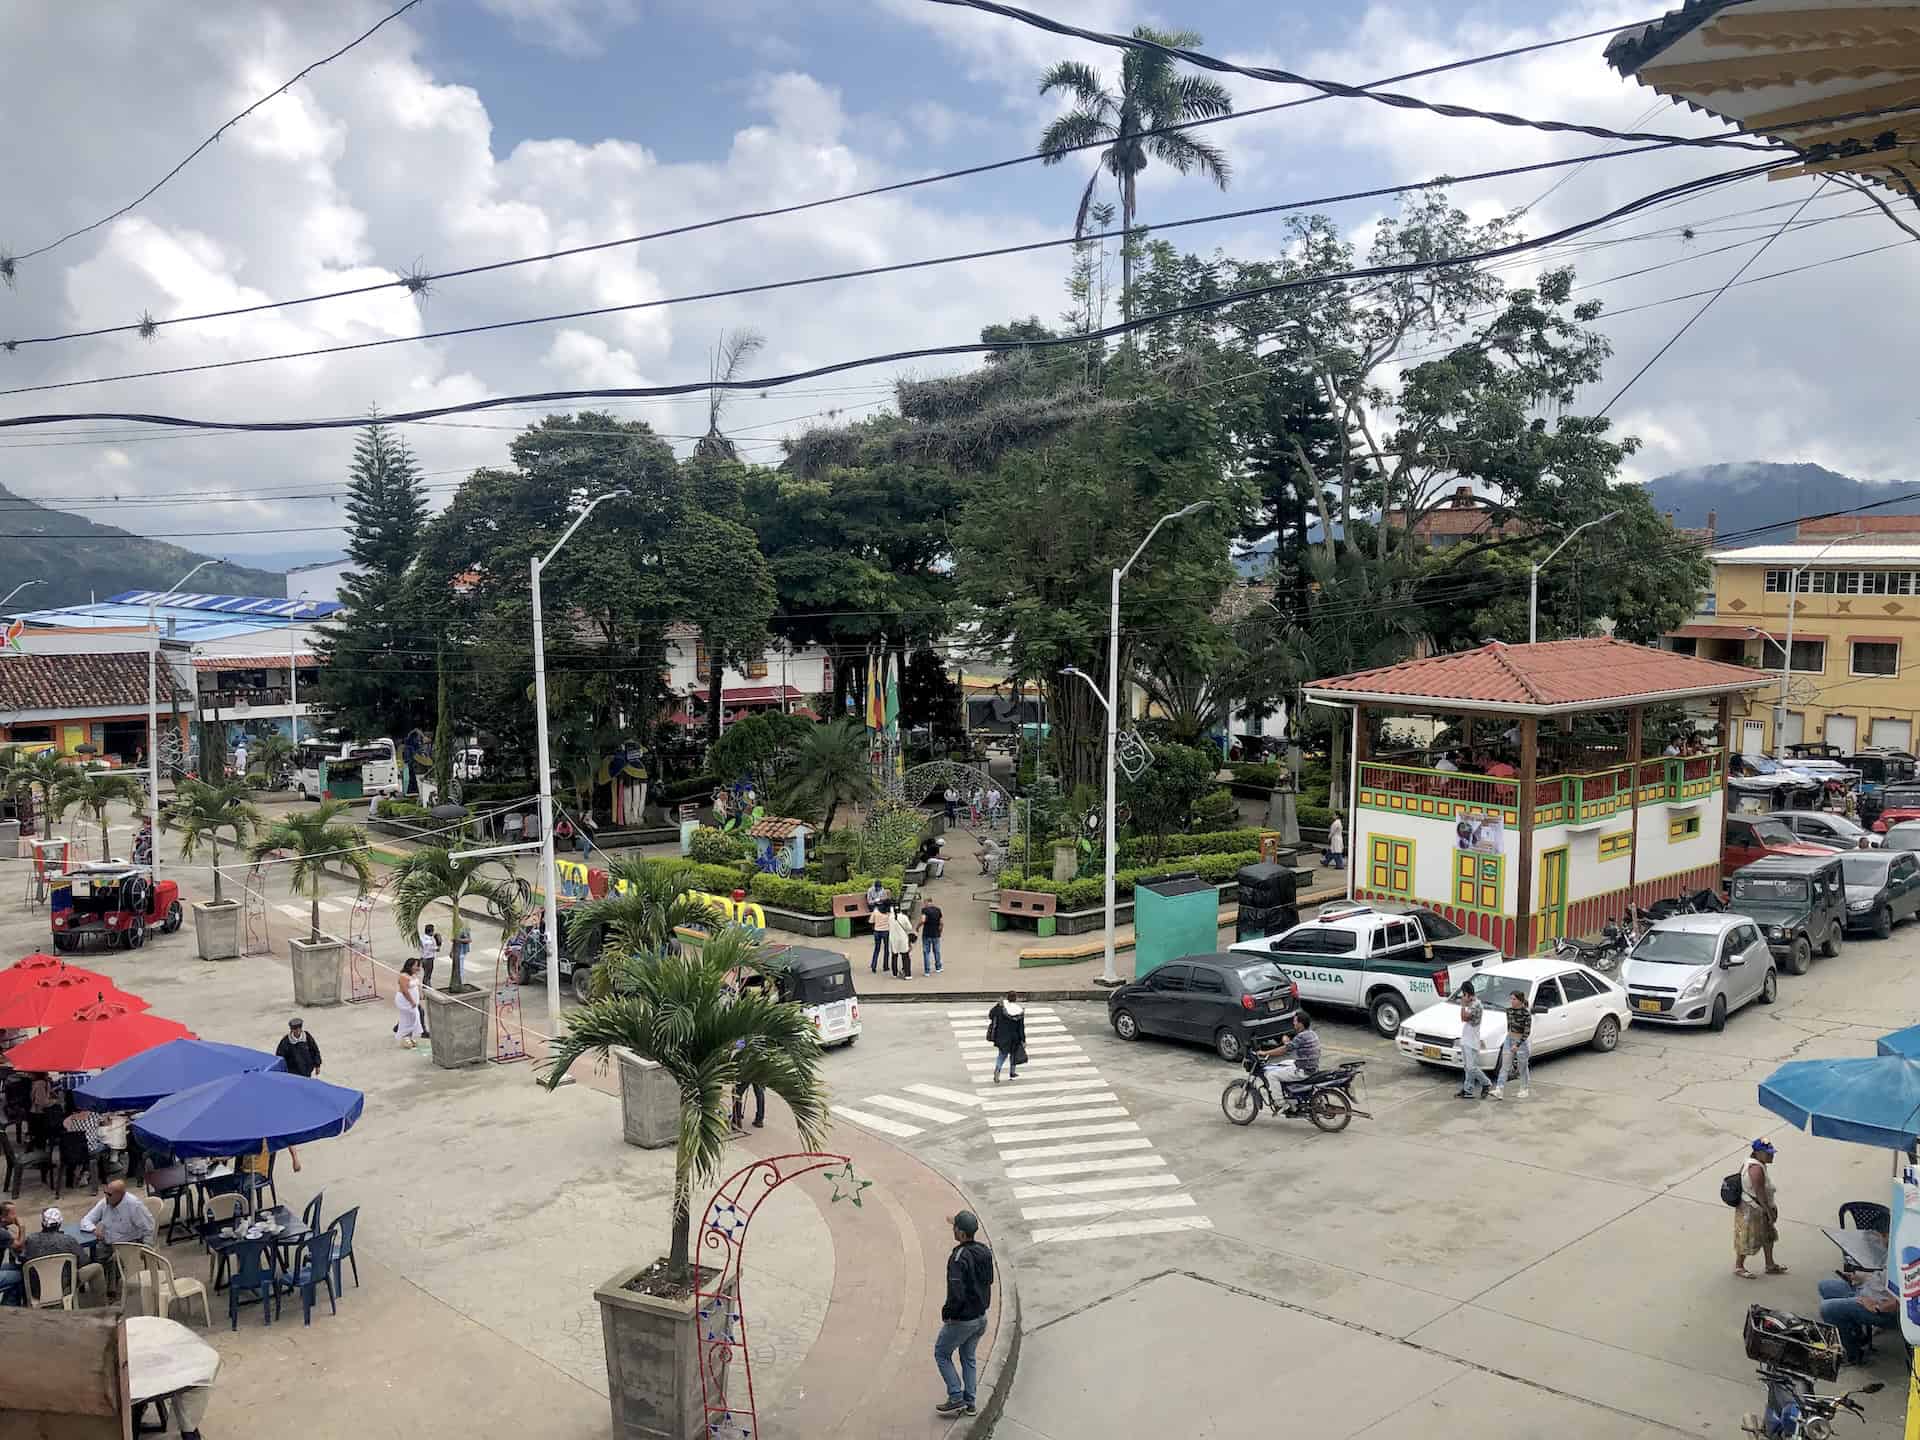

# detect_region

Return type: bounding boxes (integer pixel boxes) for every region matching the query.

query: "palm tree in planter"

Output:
[776,719,876,835]
[8,750,69,834]
[247,732,296,790]
[52,767,148,861]
[544,926,827,1433]
[392,845,524,1067]
[163,778,261,960]
[566,860,721,1000]
[250,799,374,1008]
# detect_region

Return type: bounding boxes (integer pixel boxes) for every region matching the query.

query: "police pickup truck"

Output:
[1230,902,1502,1037]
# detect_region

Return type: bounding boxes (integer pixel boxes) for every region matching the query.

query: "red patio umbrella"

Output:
[0,974,149,1030]
[6,953,65,974]
[0,963,111,1001]
[4,1004,192,1072]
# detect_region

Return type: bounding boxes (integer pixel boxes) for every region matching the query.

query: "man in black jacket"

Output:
[934,1209,994,1416]
[275,1018,321,1078]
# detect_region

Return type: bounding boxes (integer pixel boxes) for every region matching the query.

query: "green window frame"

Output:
[1454,851,1502,910]
[1669,814,1702,841]
[1369,835,1413,897]
[1598,830,1633,861]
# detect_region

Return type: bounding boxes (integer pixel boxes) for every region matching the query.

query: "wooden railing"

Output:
[1357,763,1519,811]
[1359,751,1724,826]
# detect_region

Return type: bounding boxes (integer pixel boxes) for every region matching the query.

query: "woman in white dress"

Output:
[394,958,424,1048]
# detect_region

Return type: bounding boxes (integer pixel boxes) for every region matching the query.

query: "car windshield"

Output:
[1410,909,1464,941]
[1631,929,1718,965]
[1810,815,1866,840]
[1887,826,1920,850]
[1743,755,1784,775]
[1235,962,1287,992]
[1457,974,1531,1008]
[1843,856,1891,885]
[1750,821,1796,847]
[1731,875,1810,904]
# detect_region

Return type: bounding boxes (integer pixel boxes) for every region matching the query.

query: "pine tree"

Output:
[343,420,426,579]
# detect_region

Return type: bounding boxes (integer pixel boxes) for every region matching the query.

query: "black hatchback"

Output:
[1108,953,1300,1061]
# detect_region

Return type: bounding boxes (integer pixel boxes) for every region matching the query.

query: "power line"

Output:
[0,157,1788,433]
[6,0,427,272]
[0,142,1748,401]
[0,11,1745,352]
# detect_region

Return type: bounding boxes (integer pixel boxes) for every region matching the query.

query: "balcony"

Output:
[1357,752,1724,829]
[202,687,291,710]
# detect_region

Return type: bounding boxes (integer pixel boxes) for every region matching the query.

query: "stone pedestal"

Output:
[288,935,344,1007]
[1051,841,1079,883]
[424,985,489,1068]
[193,900,242,961]
[617,1049,678,1149]
[596,1263,736,1440]
[1266,788,1301,845]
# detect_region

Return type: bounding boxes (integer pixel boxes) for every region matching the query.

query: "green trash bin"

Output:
[1133,875,1219,980]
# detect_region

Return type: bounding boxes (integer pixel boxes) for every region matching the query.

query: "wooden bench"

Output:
[830,892,873,940]
[991,888,1059,938]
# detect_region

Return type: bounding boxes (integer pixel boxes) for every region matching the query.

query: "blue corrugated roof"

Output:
[107,591,340,619]
[18,591,341,641]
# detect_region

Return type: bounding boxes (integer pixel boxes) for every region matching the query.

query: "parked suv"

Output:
[1768,809,1878,850]
[1620,914,1776,1031]
[1840,849,1920,937]
[1108,952,1299,1061]
[1723,815,1834,882]
[1870,783,1920,834]
[1725,854,1847,975]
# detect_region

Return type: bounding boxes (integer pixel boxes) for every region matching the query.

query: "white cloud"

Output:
[473,0,638,57]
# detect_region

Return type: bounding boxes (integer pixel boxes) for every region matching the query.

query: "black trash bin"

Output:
[1234,862,1299,942]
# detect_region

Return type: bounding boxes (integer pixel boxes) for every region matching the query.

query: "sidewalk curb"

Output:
[862,989,1114,1004]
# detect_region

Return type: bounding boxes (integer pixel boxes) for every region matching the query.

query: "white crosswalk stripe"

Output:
[964,1060,1098,1076]
[861,1095,964,1124]
[833,1106,922,1139]
[979,1091,1117,1113]
[274,904,306,920]
[945,1007,1057,1017]
[1005,1154,1166,1181]
[983,1106,1127,1128]
[995,1137,1154,1163]
[904,1084,982,1109]
[989,1120,1140,1144]
[1011,1173,1183,1199]
[1028,1216,1216,1244]
[1019,1193,1197,1222]
[956,1038,1082,1053]
[971,1077,1107,1095]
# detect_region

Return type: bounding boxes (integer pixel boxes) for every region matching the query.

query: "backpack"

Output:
[1719,1172,1744,1207]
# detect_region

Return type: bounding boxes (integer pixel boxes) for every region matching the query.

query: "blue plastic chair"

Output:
[225,1238,277,1330]
[301,1190,324,1237]
[285,1230,336,1326]
[328,1206,359,1291]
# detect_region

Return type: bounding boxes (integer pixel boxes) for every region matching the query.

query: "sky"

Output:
[0,0,1913,573]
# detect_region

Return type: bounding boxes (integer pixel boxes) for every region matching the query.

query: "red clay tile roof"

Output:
[1304,637,1768,713]
[748,816,809,840]
[192,655,299,671]
[0,651,177,712]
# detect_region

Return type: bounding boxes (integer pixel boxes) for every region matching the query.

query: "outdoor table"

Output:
[1822,1225,1889,1274]
[61,1223,108,1264]
[205,1206,308,1295]
[126,1314,220,1436]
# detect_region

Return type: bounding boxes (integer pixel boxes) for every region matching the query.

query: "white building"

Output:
[662,625,832,728]
[284,557,355,607]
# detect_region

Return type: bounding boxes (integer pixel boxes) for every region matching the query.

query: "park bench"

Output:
[831,892,873,940]
[990,888,1059,938]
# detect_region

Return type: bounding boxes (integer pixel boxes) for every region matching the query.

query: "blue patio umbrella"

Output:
[1758,1057,1920,1150]
[72,1038,285,1113]
[131,1071,364,1159]
[1877,1025,1920,1059]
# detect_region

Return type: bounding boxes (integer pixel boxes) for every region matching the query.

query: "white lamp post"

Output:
[1766,533,1853,757]
[289,590,310,750]
[1067,501,1213,987]
[1528,512,1620,645]
[149,560,218,872]
[0,579,43,611]
[532,490,630,1029]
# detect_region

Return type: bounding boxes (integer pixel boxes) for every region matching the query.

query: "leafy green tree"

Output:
[1120,741,1219,859]
[6,750,68,834]
[391,846,523,990]
[162,778,260,904]
[250,799,374,944]
[707,712,812,794]
[776,720,875,834]
[567,859,722,972]
[246,732,295,790]
[899,648,965,747]
[1037,26,1233,320]
[542,926,828,1283]
[52,768,147,861]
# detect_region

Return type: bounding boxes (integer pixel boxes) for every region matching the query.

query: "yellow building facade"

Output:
[1671,539,1920,757]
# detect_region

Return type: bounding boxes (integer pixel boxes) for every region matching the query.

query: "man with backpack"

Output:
[933,1209,994,1416]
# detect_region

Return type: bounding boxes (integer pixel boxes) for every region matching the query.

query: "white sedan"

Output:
[1394,957,1631,1072]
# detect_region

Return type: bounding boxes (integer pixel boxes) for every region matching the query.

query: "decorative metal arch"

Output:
[345,875,396,1005]
[695,1152,856,1439]
[488,875,536,1065]
[241,861,271,958]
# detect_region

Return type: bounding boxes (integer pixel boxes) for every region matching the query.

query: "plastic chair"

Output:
[225,1238,277,1330]
[1,1131,20,1199]
[24,1252,76,1310]
[301,1190,325,1237]
[128,1243,210,1327]
[283,1230,336,1326]
[143,1195,169,1238]
[1839,1201,1891,1233]
[238,1150,278,1212]
[112,1243,149,1311]
[53,1130,92,1195]
[145,1162,194,1242]
[328,1206,360,1291]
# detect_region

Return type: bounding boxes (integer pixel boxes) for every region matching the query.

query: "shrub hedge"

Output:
[653,774,720,807]
[747,869,905,915]
[1229,762,1282,788]
[998,849,1261,910]
[1119,828,1262,862]
[688,826,753,865]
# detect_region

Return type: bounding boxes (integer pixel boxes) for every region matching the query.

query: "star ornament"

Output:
[826,1160,871,1208]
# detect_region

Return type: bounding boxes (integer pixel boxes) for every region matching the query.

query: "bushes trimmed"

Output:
[1228,762,1282,789]
[374,797,434,821]
[688,826,753,865]
[654,774,719,807]
[998,849,1262,910]
[747,869,905,915]
[1297,804,1337,832]
[1118,828,1261,864]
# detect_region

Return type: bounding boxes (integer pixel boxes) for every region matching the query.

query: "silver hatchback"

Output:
[1619,914,1778,1032]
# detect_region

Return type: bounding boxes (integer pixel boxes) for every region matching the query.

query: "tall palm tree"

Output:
[51,768,148,861]
[543,926,828,1283]
[250,798,374,944]
[247,732,296,790]
[1037,27,1234,321]
[162,778,261,904]
[391,845,524,991]
[776,719,875,835]
[8,750,69,835]
[568,859,722,975]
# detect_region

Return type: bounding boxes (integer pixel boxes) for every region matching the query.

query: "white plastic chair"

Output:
[25,1252,77,1310]
[128,1243,211,1326]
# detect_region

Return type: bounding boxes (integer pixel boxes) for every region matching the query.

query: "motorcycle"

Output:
[1220,1051,1370,1132]
[1553,918,1629,973]
[1742,1369,1882,1438]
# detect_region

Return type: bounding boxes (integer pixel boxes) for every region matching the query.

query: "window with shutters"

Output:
[1368,835,1413,897]
[1453,852,1502,911]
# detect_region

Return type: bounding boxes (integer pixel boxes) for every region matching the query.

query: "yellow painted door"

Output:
[1539,847,1569,943]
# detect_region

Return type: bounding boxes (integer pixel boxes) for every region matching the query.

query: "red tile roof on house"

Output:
[1798,516,1920,539]
[0,651,177,712]
[1303,637,1768,714]
[192,655,300,671]
[686,685,804,704]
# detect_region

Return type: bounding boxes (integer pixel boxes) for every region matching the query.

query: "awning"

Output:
[686,685,804,704]
[1667,624,1775,642]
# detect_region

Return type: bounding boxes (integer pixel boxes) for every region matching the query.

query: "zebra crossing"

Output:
[273,893,394,921]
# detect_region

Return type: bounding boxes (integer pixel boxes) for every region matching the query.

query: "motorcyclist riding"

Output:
[1254,1011,1322,1084]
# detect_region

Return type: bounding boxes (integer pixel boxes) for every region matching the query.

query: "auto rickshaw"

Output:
[744,945,861,1048]
[50,863,184,951]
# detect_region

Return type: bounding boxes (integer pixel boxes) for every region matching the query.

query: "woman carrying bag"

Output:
[986,991,1027,1083]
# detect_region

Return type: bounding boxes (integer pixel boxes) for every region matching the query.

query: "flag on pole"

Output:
[885,651,903,777]
[865,651,884,732]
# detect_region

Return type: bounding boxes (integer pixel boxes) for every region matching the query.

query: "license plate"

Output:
[1269,998,1285,1011]
[1420,1045,1445,1059]
[1634,998,1663,1014]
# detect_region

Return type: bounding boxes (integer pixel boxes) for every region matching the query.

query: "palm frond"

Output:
[1037,60,1107,106]
[1037,107,1113,165]
[1148,128,1231,186]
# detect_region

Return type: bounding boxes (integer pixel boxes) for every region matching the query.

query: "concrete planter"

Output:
[1051,841,1080,883]
[424,985,489,1068]
[596,1263,737,1440]
[288,935,344,1007]
[813,851,850,885]
[616,1049,678,1149]
[193,899,243,961]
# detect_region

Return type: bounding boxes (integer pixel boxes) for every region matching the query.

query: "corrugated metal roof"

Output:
[1712,546,1920,564]
[107,591,339,619]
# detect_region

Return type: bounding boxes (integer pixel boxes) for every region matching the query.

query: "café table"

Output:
[61,1223,108,1264]
[1823,1225,1889,1274]
[126,1314,220,1438]
[204,1206,309,1295]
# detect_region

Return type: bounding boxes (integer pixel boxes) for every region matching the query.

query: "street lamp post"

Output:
[289,590,310,750]
[149,560,218,872]
[0,579,43,612]
[532,490,630,1030]
[1068,501,1213,988]
[1528,512,1621,645]
[1769,533,1853,758]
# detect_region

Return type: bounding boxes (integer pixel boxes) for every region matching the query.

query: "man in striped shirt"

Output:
[1257,1011,1322,1083]
[1490,990,1534,1100]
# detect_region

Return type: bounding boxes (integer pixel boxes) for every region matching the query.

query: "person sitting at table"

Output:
[0,1200,23,1305]
[81,1178,157,1247]
[22,1206,106,1303]
[1819,1251,1899,1364]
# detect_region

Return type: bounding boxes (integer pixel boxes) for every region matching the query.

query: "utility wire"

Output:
[0,141,1748,400]
[0,11,1753,351]
[6,0,427,272]
[0,158,1788,432]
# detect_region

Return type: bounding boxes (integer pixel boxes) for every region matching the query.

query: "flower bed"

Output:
[995,849,1261,911]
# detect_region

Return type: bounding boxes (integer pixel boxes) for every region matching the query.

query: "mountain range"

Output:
[0,482,284,609]
[1643,463,1920,546]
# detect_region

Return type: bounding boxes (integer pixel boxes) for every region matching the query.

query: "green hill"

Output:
[0,482,284,607]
